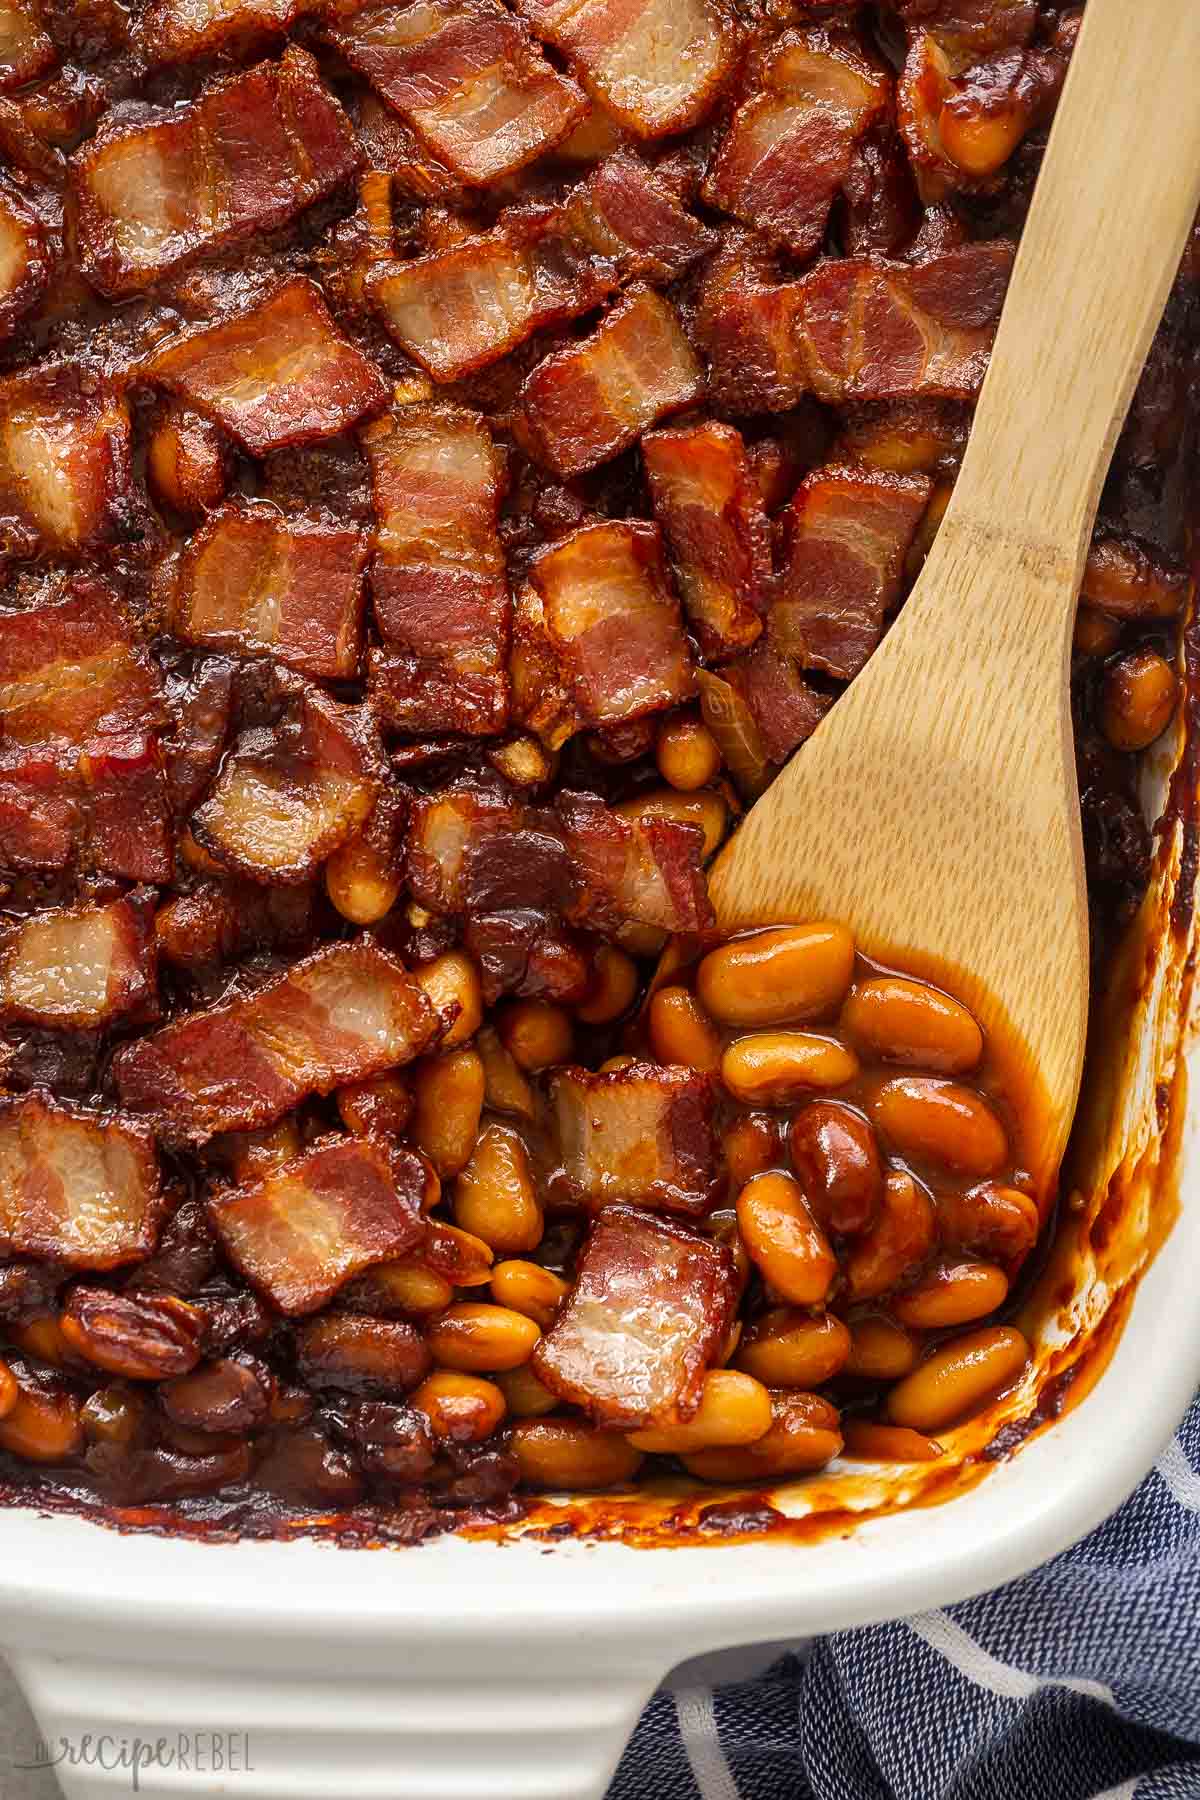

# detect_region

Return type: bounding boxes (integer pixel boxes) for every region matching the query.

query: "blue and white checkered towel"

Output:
[609,1393,1200,1800]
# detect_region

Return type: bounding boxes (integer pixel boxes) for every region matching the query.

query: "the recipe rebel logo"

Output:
[0,1728,256,1791]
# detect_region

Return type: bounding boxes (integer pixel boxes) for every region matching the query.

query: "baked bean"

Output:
[628,1370,773,1453]
[0,1377,83,1463]
[844,1315,921,1381]
[937,98,1027,178]
[147,405,227,515]
[336,1072,413,1139]
[735,1309,851,1388]
[616,788,728,860]
[453,1124,543,1254]
[648,985,722,1072]
[411,1048,485,1177]
[412,1370,507,1443]
[886,1326,1031,1432]
[497,1000,573,1071]
[616,922,669,959]
[576,946,639,1025]
[325,815,404,925]
[723,1032,859,1104]
[494,1364,559,1417]
[841,977,983,1074]
[841,1419,943,1462]
[347,1258,455,1316]
[296,1315,431,1396]
[8,1313,83,1371]
[1073,606,1121,657]
[81,1384,148,1447]
[161,1358,271,1433]
[843,1170,935,1301]
[422,1222,494,1286]
[1102,648,1179,751]
[511,1419,644,1489]
[60,1289,204,1381]
[698,924,855,1027]
[599,1053,637,1072]
[416,951,483,1048]
[490,1260,569,1331]
[736,1171,837,1306]
[217,1117,301,1181]
[893,1259,1009,1330]
[426,1302,541,1372]
[477,1025,537,1120]
[936,1183,1041,1263]
[0,1357,16,1419]
[656,714,722,791]
[872,1077,1008,1176]
[682,1390,842,1482]
[722,1113,781,1190]
[789,1101,882,1235]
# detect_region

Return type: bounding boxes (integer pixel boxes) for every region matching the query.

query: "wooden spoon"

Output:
[703,0,1200,1199]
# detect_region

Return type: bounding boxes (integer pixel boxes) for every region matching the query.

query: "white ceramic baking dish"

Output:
[0,687,1195,1800]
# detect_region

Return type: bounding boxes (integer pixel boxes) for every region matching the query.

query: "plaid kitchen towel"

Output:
[609,1392,1200,1800]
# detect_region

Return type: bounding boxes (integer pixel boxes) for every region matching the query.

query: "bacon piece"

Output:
[208,1137,426,1315]
[0,0,55,90]
[834,395,969,474]
[0,366,135,556]
[771,463,932,680]
[361,404,509,736]
[516,0,739,139]
[0,583,163,748]
[560,148,717,281]
[529,520,694,725]
[1082,535,1189,621]
[115,939,441,1146]
[842,124,919,256]
[509,584,581,751]
[797,240,1014,403]
[533,1204,735,1426]
[0,1093,163,1270]
[898,31,1066,195]
[327,0,585,187]
[695,241,808,416]
[163,656,235,815]
[517,285,702,477]
[644,422,768,660]
[0,895,156,1029]
[557,790,712,934]
[0,184,48,335]
[722,644,829,765]
[549,1063,718,1213]
[142,279,389,456]
[154,879,315,971]
[72,48,358,297]
[139,0,314,63]
[891,0,1037,59]
[368,237,552,384]
[171,503,368,679]
[704,26,889,256]
[0,738,173,880]
[192,681,385,884]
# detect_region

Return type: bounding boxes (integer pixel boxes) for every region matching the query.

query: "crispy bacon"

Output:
[0,184,49,335]
[549,1062,718,1213]
[509,584,581,751]
[153,879,315,970]
[1082,534,1189,621]
[841,124,919,256]
[0,1092,163,1270]
[139,0,315,64]
[142,279,389,456]
[532,1205,735,1427]
[72,48,358,296]
[192,680,386,884]
[516,0,739,139]
[703,26,889,256]
[115,938,441,1145]
[890,0,1037,59]
[0,0,55,91]
[695,239,808,415]
[327,0,585,187]
[771,462,932,679]
[643,422,768,660]
[516,284,703,477]
[561,148,717,281]
[0,582,162,748]
[368,236,558,384]
[529,520,694,726]
[171,504,368,679]
[0,738,173,880]
[362,404,510,736]
[163,656,235,815]
[0,366,136,556]
[208,1137,427,1315]
[834,395,969,474]
[697,648,828,799]
[0,895,156,1029]
[557,790,713,934]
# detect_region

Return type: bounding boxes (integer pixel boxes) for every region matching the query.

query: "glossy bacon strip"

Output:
[516,0,739,139]
[142,279,389,456]
[72,48,358,296]
[192,681,386,884]
[698,649,828,800]
[695,241,808,416]
[533,1205,735,1427]
[0,184,49,336]
[557,790,712,934]
[368,236,554,383]
[0,1094,163,1270]
[363,404,510,736]
[771,463,932,679]
[509,585,581,751]
[517,284,703,477]
[171,504,368,679]
[0,895,156,1029]
[1082,535,1189,621]
[0,0,55,90]
[530,520,694,727]
[114,938,441,1145]
[0,582,163,748]
[208,1137,427,1315]
[140,0,315,64]
[559,148,717,281]
[0,739,173,880]
[0,366,135,556]
[644,422,768,660]
[327,0,585,187]
[703,26,889,255]
[548,1063,719,1214]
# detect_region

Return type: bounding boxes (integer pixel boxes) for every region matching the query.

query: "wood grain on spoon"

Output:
[704,0,1200,1200]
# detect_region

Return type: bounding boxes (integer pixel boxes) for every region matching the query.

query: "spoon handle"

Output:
[942,0,1200,581]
